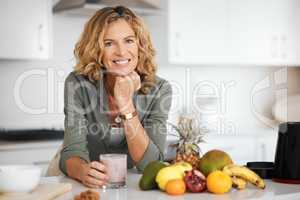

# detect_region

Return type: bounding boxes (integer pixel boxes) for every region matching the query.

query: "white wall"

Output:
[0,8,293,138]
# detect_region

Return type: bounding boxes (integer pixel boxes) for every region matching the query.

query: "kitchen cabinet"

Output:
[168,0,229,65]
[0,0,52,59]
[168,0,300,66]
[228,0,300,66]
[0,140,62,176]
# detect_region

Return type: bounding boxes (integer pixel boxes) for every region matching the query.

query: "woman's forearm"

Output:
[114,74,151,163]
[65,157,87,181]
[123,108,150,163]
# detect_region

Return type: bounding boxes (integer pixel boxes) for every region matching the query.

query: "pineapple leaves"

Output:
[167,118,205,155]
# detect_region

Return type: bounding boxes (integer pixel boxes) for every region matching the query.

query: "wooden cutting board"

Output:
[0,183,72,200]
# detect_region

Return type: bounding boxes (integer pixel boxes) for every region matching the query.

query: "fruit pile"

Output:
[139,149,266,196]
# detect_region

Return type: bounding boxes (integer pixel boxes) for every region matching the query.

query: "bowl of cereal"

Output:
[0,165,41,193]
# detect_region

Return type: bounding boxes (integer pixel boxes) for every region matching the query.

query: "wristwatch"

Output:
[114,111,137,123]
[120,110,138,121]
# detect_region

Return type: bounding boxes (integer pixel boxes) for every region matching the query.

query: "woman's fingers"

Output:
[88,168,109,181]
[113,71,141,108]
[89,161,107,173]
[80,161,109,188]
[82,178,102,188]
[85,175,106,187]
[88,161,109,181]
[129,71,140,81]
[128,71,141,91]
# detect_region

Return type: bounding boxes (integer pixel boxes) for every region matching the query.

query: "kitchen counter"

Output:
[0,140,62,175]
[43,171,300,200]
[0,140,62,151]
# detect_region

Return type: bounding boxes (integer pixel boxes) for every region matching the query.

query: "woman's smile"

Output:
[112,58,131,65]
[102,19,138,76]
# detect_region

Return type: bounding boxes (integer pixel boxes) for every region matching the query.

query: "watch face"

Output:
[114,116,122,124]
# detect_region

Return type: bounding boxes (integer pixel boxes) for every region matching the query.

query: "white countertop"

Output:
[42,171,300,200]
[0,140,62,151]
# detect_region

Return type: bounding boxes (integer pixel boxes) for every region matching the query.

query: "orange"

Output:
[165,179,186,195]
[207,170,232,194]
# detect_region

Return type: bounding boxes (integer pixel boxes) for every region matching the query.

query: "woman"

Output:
[59,6,172,188]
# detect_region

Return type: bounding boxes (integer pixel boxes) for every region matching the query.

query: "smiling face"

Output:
[102,19,139,76]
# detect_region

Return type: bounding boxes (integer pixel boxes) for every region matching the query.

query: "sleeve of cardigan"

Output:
[135,80,172,172]
[59,73,90,175]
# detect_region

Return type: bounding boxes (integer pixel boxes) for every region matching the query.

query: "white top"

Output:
[43,171,300,200]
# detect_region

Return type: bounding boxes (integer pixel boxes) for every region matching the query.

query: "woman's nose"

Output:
[115,43,127,56]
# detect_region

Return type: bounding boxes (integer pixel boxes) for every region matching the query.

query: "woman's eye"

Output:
[126,39,134,44]
[104,42,112,47]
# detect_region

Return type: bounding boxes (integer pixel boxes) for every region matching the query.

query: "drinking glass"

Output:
[99,154,127,188]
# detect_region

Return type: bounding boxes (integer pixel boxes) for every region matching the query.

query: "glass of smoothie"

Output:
[99,154,127,188]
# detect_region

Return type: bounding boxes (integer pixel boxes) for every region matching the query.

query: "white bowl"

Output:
[0,165,41,193]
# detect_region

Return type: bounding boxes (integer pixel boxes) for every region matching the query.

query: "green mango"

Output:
[198,149,233,176]
[139,161,168,190]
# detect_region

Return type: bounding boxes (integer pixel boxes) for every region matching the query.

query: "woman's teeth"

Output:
[113,59,130,64]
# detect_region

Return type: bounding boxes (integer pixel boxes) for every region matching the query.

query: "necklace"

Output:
[114,115,122,124]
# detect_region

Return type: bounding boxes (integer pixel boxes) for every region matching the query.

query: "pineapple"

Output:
[169,115,206,168]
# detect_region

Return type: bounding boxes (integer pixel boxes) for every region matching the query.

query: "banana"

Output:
[223,164,265,189]
[231,176,247,190]
[223,164,234,176]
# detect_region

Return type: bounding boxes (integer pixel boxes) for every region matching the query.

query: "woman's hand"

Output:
[114,71,141,113]
[79,161,109,188]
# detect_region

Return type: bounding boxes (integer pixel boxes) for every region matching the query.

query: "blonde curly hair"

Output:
[74,6,157,94]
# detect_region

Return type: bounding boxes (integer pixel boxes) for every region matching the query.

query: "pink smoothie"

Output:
[100,154,127,188]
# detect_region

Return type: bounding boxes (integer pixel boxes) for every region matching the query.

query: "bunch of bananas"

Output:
[223,164,266,190]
